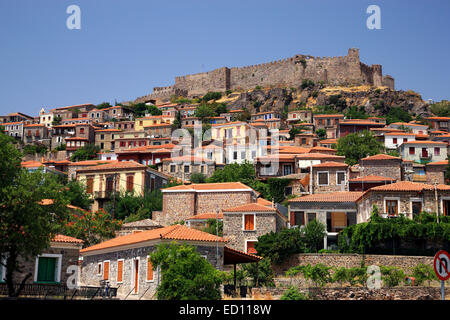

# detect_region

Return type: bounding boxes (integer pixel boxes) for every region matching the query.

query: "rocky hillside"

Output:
[217,85,430,118]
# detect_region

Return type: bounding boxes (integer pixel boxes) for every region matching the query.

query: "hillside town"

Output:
[1,79,449,300]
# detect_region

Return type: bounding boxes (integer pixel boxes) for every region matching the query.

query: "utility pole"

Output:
[435,183,439,223]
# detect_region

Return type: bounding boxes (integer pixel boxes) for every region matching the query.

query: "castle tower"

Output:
[371,64,383,87]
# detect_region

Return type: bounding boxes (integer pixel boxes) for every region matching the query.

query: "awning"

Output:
[223,246,262,265]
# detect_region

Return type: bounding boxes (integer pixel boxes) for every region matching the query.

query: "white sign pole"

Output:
[441,280,445,301]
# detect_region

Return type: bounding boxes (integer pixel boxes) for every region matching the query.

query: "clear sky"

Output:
[1,0,449,116]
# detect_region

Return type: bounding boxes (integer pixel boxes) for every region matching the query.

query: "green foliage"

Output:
[255,228,305,264]
[214,103,228,116]
[336,131,383,165]
[429,100,450,117]
[288,127,303,140]
[328,94,347,110]
[96,102,113,109]
[105,189,163,221]
[288,264,332,287]
[62,208,122,247]
[201,218,223,237]
[387,150,400,157]
[61,180,94,210]
[241,258,274,287]
[301,79,315,89]
[194,104,216,119]
[189,172,207,183]
[51,115,62,126]
[70,144,100,162]
[150,243,223,300]
[255,85,262,90]
[315,128,327,140]
[344,106,368,119]
[55,143,66,151]
[338,206,450,254]
[385,107,412,125]
[411,264,437,285]
[304,220,327,253]
[129,103,162,117]
[202,92,222,102]
[314,105,337,114]
[23,144,48,155]
[267,178,292,203]
[380,266,405,287]
[280,286,309,300]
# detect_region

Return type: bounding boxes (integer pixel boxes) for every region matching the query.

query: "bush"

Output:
[301,79,314,89]
[380,266,405,287]
[411,264,436,286]
[304,220,327,253]
[202,92,222,102]
[190,172,207,183]
[241,258,275,287]
[255,228,305,264]
[280,286,309,300]
[299,264,333,287]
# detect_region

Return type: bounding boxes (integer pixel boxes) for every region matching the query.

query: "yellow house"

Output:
[135,115,174,131]
[211,122,260,145]
[76,160,149,211]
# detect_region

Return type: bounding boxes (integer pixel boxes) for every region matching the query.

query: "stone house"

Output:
[0,235,83,287]
[22,123,50,146]
[399,141,447,163]
[311,161,349,193]
[79,225,227,300]
[387,122,428,135]
[358,154,403,181]
[65,137,89,156]
[144,123,172,138]
[162,155,216,181]
[116,143,176,166]
[294,133,317,147]
[255,153,297,178]
[425,116,450,132]
[357,181,450,220]
[185,211,223,230]
[348,175,396,191]
[114,131,148,151]
[425,160,448,185]
[384,132,416,150]
[114,120,135,131]
[313,114,345,139]
[67,159,116,181]
[155,182,259,226]
[250,111,281,122]
[50,103,96,121]
[286,110,313,127]
[338,119,385,138]
[288,192,363,250]
[222,203,288,254]
[61,117,92,126]
[95,128,121,152]
[76,161,167,211]
[102,106,134,121]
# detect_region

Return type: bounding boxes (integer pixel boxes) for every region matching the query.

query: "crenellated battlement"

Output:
[149,48,394,99]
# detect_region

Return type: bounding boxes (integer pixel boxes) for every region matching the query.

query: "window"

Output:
[307,213,316,223]
[80,128,85,134]
[393,138,397,144]
[403,138,407,143]
[409,147,415,155]
[318,172,329,185]
[170,164,176,173]
[86,177,94,194]
[301,138,306,145]
[385,200,398,215]
[434,147,440,156]
[36,256,58,283]
[126,175,134,192]
[246,241,258,254]
[103,261,110,280]
[283,165,293,176]
[412,201,422,217]
[244,214,255,231]
[146,257,154,281]
[184,165,189,173]
[241,151,246,160]
[233,152,238,160]
[336,172,346,185]
[252,151,256,158]
[285,186,292,196]
[100,134,104,140]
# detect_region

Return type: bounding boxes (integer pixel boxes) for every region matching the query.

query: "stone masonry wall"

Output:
[272,253,434,276]
[196,191,252,214]
[359,160,402,181]
[160,192,195,226]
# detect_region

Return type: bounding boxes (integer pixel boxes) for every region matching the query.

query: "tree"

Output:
[268,178,292,203]
[385,107,412,125]
[51,115,62,126]
[315,128,326,140]
[429,100,450,117]
[214,103,228,116]
[288,127,303,140]
[62,208,122,247]
[60,180,94,210]
[194,104,216,120]
[201,218,223,237]
[149,243,223,300]
[96,102,113,109]
[303,220,326,253]
[70,144,100,162]
[255,228,305,264]
[0,168,69,297]
[202,92,222,102]
[344,106,368,119]
[190,172,207,183]
[336,131,383,165]
[241,258,274,287]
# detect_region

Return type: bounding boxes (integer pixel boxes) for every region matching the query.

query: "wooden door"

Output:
[134,259,139,294]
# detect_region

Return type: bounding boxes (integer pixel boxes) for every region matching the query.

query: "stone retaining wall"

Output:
[273,253,434,275]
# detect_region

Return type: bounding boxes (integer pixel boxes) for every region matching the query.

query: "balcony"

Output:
[94,190,114,199]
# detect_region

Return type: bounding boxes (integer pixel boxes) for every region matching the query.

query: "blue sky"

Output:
[1,0,449,116]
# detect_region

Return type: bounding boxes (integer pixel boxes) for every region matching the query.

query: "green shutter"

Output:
[37,257,57,283]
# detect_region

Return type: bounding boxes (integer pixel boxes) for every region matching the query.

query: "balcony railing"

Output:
[94,190,115,199]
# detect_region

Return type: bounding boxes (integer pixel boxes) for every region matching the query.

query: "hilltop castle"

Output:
[138,48,394,101]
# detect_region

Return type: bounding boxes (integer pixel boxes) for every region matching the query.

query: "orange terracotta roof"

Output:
[309,146,337,152]
[289,192,364,203]
[222,203,276,212]
[339,120,384,126]
[426,160,449,166]
[390,122,427,127]
[278,146,311,154]
[80,225,226,253]
[163,155,213,163]
[318,138,338,144]
[68,160,115,166]
[95,128,122,132]
[186,212,224,220]
[1,121,24,125]
[295,153,345,160]
[361,154,401,161]
[402,140,446,145]
[313,114,345,118]
[425,116,450,120]
[368,181,450,192]
[52,234,83,244]
[256,198,273,207]
[384,132,416,136]
[312,161,348,168]
[257,154,297,162]
[24,123,45,127]
[21,160,44,168]
[211,121,247,127]
[144,123,173,128]
[348,175,396,182]
[77,160,145,172]
[65,136,89,141]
